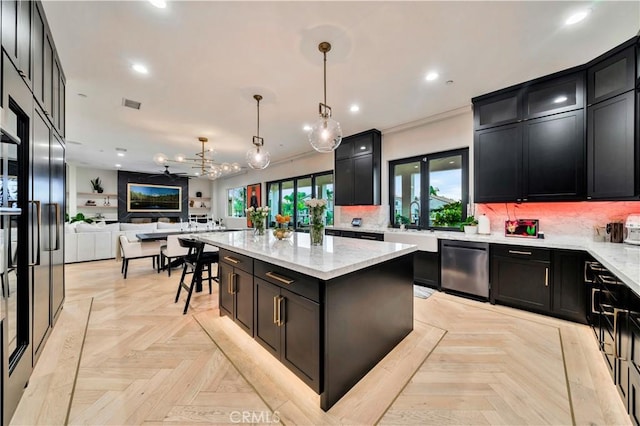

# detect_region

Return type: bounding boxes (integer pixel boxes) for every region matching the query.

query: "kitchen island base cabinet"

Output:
[254,278,320,392]
[218,250,254,337]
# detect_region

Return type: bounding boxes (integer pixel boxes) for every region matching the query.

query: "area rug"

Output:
[414,285,435,299]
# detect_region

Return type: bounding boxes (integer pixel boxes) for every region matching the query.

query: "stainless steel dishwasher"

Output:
[440,240,489,299]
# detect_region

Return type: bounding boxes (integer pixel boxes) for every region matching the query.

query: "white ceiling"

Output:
[42,1,639,177]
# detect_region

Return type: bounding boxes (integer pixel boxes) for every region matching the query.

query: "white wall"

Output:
[212,107,474,228]
[67,164,213,221]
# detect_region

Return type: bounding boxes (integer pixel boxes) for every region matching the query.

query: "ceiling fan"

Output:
[157,165,190,178]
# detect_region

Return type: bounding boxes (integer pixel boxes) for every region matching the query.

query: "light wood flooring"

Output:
[10,258,631,425]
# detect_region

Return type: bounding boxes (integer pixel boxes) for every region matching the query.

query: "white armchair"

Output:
[119,235,162,279]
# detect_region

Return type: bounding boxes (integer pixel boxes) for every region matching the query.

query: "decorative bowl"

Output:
[273,228,293,240]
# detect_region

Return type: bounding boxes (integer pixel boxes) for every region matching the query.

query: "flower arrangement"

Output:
[305,198,327,245]
[273,214,292,240]
[246,205,269,235]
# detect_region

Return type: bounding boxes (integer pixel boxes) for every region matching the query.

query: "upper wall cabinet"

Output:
[473,90,520,130]
[334,129,381,206]
[473,71,585,203]
[523,73,585,120]
[2,0,32,87]
[588,45,635,105]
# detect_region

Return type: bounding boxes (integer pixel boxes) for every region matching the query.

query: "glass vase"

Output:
[253,218,265,236]
[309,208,325,246]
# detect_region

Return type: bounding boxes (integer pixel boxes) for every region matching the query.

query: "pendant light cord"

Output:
[323,50,327,108]
[256,97,260,141]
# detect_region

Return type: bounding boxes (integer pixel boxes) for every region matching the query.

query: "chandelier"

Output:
[308,41,342,153]
[153,137,241,180]
[246,94,271,170]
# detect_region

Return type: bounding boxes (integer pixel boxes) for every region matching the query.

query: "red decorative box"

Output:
[505,219,539,238]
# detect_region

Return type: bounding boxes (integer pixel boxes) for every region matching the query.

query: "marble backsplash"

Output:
[334,205,389,228]
[476,201,640,239]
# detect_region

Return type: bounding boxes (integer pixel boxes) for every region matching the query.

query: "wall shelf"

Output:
[77,192,117,197]
[78,205,117,209]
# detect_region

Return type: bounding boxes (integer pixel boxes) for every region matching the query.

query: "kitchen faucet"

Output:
[410,199,420,226]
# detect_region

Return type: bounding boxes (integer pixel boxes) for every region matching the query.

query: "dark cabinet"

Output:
[334,129,381,206]
[324,229,384,241]
[490,245,551,313]
[524,72,585,120]
[474,124,521,202]
[254,272,320,392]
[587,90,636,199]
[474,71,586,203]
[588,46,636,105]
[473,90,520,130]
[522,110,585,200]
[218,249,254,336]
[2,0,31,86]
[414,251,439,288]
[551,250,586,323]
[31,2,45,104]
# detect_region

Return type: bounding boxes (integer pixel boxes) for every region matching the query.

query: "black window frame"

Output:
[266,170,334,231]
[389,147,469,231]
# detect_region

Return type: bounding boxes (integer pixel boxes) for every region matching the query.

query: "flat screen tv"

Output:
[127,183,182,212]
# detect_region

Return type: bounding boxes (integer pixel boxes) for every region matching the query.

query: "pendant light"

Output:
[246,94,271,170]
[308,41,342,153]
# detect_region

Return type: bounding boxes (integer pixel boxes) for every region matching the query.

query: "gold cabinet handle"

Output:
[278,296,285,327]
[227,273,233,294]
[224,256,239,264]
[360,235,378,240]
[508,250,532,255]
[231,273,237,294]
[273,296,278,325]
[544,267,549,287]
[265,271,295,285]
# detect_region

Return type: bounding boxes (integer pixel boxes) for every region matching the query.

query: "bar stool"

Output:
[174,237,219,314]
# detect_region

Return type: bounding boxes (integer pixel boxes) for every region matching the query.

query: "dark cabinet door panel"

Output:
[32,3,45,104]
[524,72,584,120]
[281,288,321,392]
[474,90,520,129]
[334,158,353,206]
[492,256,550,312]
[16,0,31,82]
[218,262,234,317]
[588,46,635,105]
[353,155,373,205]
[414,251,439,288]
[474,124,522,202]
[551,251,586,323]
[523,110,585,200]
[254,278,280,357]
[2,0,18,61]
[234,269,254,336]
[587,91,636,199]
[43,33,54,115]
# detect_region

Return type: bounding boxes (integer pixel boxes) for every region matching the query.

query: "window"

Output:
[227,187,246,217]
[267,171,334,230]
[389,148,468,230]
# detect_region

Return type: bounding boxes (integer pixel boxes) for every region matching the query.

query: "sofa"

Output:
[64,221,184,263]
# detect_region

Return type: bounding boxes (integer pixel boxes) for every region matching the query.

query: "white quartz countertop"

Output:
[330,225,640,293]
[196,230,417,281]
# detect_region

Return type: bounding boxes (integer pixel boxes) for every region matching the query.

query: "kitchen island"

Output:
[196,230,417,410]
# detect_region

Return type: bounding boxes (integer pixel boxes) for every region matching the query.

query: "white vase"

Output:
[477,214,491,234]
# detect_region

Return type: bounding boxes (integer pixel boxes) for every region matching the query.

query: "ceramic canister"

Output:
[478,214,491,235]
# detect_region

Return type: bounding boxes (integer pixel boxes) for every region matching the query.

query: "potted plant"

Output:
[90,177,104,193]
[461,215,479,234]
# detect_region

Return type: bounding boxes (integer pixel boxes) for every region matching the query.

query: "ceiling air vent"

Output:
[122,98,141,110]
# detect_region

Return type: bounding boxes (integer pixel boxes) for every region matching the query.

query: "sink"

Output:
[384,231,438,252]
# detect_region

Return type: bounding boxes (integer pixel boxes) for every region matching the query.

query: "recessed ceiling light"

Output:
[350,105,360,113]
[565,9,591,26]
[449,161,455,164]
[425,72,439,81]
[115,164,122,168]
[131,63,149,74]
[554,95,568,104]
[303,125,312,132]
[117,152,125,157]
[148,0,167,9]
[413,165,418,169]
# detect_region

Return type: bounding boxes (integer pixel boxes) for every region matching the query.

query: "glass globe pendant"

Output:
[247,94,271,170]
[308,42,342,152]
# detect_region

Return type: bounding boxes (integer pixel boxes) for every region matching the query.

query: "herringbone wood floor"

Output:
[10,258,631,425]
